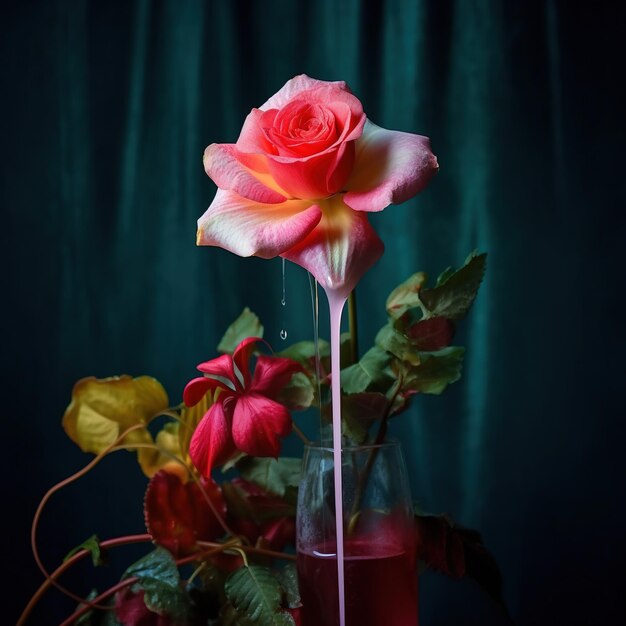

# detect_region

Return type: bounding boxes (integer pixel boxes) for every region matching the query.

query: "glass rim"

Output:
[303,438,401,453]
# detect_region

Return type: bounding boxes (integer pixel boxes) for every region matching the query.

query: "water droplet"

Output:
[280,329,288,340]
[281,258,287,306]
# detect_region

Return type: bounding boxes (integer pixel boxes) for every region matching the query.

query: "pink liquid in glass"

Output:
[298,539,418,626]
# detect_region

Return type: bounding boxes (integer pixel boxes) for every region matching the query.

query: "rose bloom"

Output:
[198,74,438,298]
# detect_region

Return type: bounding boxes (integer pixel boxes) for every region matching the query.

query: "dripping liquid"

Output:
[327,290,348,626]
[279,257,287,341]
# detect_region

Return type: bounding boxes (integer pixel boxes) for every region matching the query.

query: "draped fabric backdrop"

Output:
[3,1,625,624]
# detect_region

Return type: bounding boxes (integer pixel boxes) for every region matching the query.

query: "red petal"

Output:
[144,470,227,557]
[183,376,230,407]
[250,355,302,398]
[231,394,291,458]
[232,337,268,388]
[189,401,236,477]
[196,353,236,380]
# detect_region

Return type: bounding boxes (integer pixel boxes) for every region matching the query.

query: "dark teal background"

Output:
[3,1,625,624]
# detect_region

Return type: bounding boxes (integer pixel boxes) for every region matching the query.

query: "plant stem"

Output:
[348,289,359,365]
[17,534,152,626]
[196,541,297,562]
[291,420,311,445]
[347,379,402,536]
[29,424,148,611]
[55,544,227,626]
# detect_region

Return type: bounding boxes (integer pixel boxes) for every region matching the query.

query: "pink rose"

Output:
[199,75,438,297]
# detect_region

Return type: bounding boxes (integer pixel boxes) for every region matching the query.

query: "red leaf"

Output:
[224,478,296,553]
[407,317,455,351]
[259,516,296,552]
[415,514,511,619]
[415,514,465,577]
[144,470,226,557]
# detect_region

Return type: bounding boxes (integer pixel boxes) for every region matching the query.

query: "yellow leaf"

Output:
[137,422,186,479]
[62,375,169,455]
[179,391,212,465]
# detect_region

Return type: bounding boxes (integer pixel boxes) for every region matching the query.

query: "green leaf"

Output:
[225,565,295,626]
[435,266,455,287]
[218,308,264,354]
[386,271,428,319]
[274,563,301,609]
[375,324,421,365]
[419,252,486,320]
[341,346,393,394]
[123,547,188,620]
[277,339,329,366]
[402,347,465,395]
[340,392,389,444]
[276,371,314,410]
[65,535,104,567]
[237,457,301,497]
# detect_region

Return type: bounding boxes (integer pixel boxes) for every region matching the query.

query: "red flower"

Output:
[184,338,300,477]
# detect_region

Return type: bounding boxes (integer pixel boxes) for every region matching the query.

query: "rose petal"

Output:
[265,140,355,200]
[231,393,292,458]
[260,75,356,113]
[236,108,277,155]
[250,355,302,399]
[197,189,322,258]
[189,400,236,477]
[204,143,287,204]
[282,195,384,299]
[343,120,439,212]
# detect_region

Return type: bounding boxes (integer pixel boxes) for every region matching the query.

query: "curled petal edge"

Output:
[197,189,322,259]
[344,120,439,213]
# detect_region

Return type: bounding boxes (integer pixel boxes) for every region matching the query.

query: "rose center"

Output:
[266,100,339,157]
